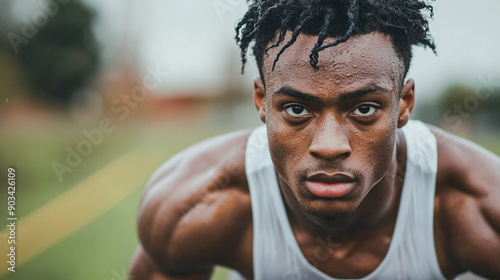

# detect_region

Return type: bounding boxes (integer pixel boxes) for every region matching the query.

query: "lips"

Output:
[305,172,356,198]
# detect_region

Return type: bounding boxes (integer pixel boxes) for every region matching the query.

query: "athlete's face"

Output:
[254,32,413,219]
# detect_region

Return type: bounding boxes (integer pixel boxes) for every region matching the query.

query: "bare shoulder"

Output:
[428,124,500,278]
[429,124,500,195]
[137,129,253,275]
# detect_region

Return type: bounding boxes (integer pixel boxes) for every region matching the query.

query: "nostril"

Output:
[309,134,352,160]
[309,144,352,160]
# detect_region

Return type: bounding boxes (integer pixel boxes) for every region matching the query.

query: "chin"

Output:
[303,206,355,227]
[298,196,359,222]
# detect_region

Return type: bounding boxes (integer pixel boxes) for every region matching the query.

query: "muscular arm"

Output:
[130,246,212,280]
[129,130,252,280]
[431,126,500,279]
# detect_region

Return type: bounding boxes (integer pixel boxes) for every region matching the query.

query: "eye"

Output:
[284,105,310,117]
[353,104,378,117]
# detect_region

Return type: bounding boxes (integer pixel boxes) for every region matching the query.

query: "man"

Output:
[130,0,500,279]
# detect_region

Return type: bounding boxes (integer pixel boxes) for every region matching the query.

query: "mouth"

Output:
[305,172,356,199]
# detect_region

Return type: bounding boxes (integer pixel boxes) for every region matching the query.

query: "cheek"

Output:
[266,116,307,178]
[267,123,294,169]
[356,120,396,181]
[367,100,399,158]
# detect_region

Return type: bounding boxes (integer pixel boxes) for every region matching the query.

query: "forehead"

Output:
[262,32,404,96]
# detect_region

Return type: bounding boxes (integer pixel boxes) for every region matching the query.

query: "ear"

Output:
[397,79,415,128]
[253,76,266,123]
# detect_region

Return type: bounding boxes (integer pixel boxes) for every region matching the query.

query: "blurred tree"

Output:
[0,0,22,111]
[438,85,474,113]
[0,1,12,35]
[13,0,100,108]
[438,83,500,133]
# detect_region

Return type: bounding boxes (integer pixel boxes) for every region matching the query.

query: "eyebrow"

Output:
[338,84,390,102]
[272,87,321,102]
[272,84,390,103]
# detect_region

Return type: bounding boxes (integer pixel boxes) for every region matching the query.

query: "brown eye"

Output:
[353,105,377,117]
[284,105,309,117]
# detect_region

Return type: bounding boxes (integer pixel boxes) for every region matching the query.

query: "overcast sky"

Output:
[12,0,500,100]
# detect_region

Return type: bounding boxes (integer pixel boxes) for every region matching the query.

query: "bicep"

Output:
[130,246,213,280]
[433,127,500,277]
[444,197,500,279]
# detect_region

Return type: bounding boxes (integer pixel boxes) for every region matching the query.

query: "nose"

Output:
[309,117,352,160]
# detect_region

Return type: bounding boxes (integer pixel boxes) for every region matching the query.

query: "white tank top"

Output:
[244,120,447,280]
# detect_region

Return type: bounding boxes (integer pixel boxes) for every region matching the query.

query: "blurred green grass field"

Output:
[0,122,235,280]
[0,121,498,280]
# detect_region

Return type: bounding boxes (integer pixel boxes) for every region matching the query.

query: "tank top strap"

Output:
[400,120,446,279]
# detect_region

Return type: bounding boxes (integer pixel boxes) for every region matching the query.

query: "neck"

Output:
[279,129,407,240]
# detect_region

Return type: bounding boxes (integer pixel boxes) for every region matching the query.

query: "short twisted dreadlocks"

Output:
[235,0,436,82]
